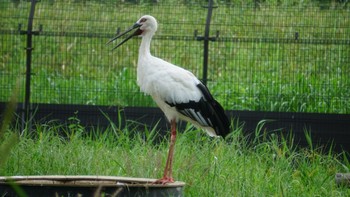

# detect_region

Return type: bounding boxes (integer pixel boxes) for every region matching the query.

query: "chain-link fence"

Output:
[1,0,349,114]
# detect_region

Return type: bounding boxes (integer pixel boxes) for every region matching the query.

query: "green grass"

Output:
[0,0,349,113]
[1,118,350,196]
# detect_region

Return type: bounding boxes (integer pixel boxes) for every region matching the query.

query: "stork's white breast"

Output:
[137,56,202,104]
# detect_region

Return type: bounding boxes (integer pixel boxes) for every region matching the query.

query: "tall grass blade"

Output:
[304,128,313,151]
[6,179,28,197]
[253,119,275,144]
[99,108,124,132]
[0,81,20,167]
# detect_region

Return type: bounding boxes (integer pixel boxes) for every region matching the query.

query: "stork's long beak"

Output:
[107,23,142,50]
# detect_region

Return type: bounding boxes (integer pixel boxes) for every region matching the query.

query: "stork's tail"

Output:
[196,83,231,138]
[166,83,231,138]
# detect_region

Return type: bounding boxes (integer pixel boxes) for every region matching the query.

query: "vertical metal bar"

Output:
[202,0,214,86]
[22,0,37,129]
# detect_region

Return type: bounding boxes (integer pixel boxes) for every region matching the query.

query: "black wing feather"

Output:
[166,83,230,138]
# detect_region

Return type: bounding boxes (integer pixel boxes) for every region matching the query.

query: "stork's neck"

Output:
[138,33,153,58]
[136,32,155,93]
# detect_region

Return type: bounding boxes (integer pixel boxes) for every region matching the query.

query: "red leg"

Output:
[154,119,177,184]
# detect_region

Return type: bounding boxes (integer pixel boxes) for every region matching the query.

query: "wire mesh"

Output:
[0,0,349,113]
[0,1,29,102]
[210,3,350,113]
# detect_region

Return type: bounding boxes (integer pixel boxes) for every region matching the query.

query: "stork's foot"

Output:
[153,176,174,185]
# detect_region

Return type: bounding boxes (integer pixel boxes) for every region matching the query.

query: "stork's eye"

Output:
[140,18,147,23]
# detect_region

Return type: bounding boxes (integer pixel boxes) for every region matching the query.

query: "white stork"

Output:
[107,15,230,184]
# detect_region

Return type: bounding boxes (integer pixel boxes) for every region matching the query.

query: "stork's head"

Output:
[137,15,158,35]
[107,15,158,50]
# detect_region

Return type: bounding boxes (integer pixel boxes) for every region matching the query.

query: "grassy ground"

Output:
[0,1,349,113]
[1,118,350,196]
[0,90,349,196]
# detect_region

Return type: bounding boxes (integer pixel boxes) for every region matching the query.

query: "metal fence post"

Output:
[197,0,217,86]
[19,0,39,131]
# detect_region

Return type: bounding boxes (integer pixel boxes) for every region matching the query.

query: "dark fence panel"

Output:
[1,102,349,153]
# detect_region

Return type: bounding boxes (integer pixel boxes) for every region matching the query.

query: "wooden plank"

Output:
[0,175,185,187]
[0,175,185,196]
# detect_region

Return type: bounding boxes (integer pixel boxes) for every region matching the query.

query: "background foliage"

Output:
[0,0,349,113]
